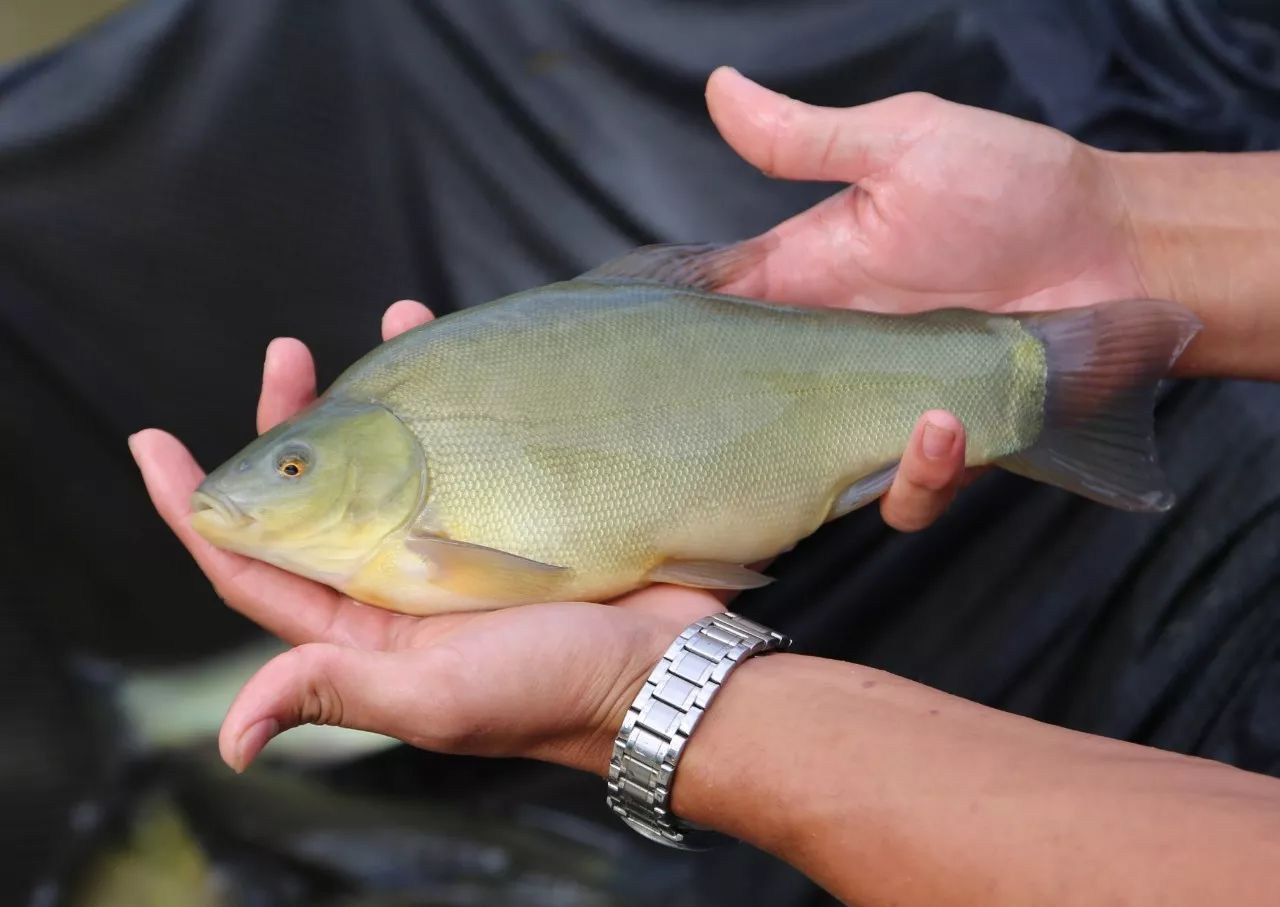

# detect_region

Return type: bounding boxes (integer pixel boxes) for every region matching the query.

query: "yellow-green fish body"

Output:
[190,241,1199,615]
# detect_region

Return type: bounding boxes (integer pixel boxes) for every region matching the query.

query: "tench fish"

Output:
[190,239,1200,615]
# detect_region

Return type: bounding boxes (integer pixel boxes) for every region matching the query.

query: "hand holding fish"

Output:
[704,68,1166,528]
[705,67,1279,384]
[125,72,1280,907]
[142,72,1207,621]
[131,302,711,776]
[127,310,1280,907]
[128,297,969,774]
[128,309,1279,907]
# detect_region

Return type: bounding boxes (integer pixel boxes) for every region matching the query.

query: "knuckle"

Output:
[815,120,842,178]
[883,509,927,533]
[211,583,243,615]
[207,578,237,611]
[882,489,941,533]
[909,463,958,494]
[894,91,944,116]
[762,100,803,177]
[285,644,346,728]
[887,512,931,534]
[419,641,470,688]
[207,559,254,614]
[900,445,954,493]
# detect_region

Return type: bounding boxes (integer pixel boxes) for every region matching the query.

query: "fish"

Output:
[66,756,678,907]
[189,238,1200,615]
[68,791,228,907]
[112,636,400,765]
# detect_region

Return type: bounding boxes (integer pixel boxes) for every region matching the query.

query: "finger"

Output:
[880,411,966,532]
[706,66,918,183]
[256,338,317,434]
[220,643,417,772]
[382,300,434,341]
[128,429,406,648]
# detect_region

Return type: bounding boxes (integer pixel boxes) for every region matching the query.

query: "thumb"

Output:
[220,643,418,772]
[705,66,918,183]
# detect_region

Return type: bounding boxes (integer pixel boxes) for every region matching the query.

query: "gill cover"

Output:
[191,399,426,579]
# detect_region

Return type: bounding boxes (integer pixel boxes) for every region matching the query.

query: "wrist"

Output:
[666,653,819,855]
[1100,148,1280,380]
[664,653,783,842]
[536,610,695,777]
[598,610,792,849]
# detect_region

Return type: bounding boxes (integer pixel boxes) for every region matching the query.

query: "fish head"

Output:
[190,399,426,582]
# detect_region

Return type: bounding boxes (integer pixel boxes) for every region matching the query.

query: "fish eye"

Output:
[275,447,310,479]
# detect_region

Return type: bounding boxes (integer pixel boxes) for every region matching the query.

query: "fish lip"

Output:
[190,489,252,528]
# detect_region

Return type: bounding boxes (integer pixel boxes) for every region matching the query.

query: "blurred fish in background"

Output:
[56,758,696,907]
[108,636,397,764]
[31,636,698,907]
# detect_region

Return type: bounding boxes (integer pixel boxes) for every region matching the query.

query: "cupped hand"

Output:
[706,67,1151,528]
[129,77,1134,768]
[130,301,720,776]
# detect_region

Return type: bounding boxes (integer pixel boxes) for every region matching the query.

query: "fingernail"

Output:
[235,718,278,773]
[921,421,955,459]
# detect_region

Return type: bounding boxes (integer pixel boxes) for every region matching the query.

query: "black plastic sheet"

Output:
[2,2,1278,904]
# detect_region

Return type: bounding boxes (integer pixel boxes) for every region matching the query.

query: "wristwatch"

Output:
[606,611,792,850]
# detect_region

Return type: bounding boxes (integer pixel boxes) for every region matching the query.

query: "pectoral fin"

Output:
[406,536,569,601]
[646,559,773,591]
[827,463,899,521]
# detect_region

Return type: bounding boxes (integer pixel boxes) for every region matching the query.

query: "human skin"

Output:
[129,68,1280,906]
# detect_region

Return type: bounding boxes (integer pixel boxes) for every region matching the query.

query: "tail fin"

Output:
[998,300,1201,511]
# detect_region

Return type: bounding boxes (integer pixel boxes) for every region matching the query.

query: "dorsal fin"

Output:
[577,236,775,293]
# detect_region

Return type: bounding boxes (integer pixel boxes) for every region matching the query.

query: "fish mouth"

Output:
[190,489,253,529]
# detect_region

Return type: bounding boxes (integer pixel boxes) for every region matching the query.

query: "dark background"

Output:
[2,1,1278,904]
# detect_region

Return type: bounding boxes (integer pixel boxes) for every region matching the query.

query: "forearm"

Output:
[669,654,1280,906]
[1105,150,1280,380]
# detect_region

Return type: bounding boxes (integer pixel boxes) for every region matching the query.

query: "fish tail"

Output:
[997,299,1202,511]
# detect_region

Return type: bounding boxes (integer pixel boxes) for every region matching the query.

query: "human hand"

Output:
[129,301,722,776]
[705,67,1153,529]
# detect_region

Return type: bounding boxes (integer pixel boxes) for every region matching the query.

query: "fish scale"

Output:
[331,281,1045,600]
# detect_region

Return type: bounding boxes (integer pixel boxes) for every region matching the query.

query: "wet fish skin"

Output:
[190,240,1199,615]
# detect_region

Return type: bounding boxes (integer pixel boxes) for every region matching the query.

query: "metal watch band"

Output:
[606,611,792,850]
